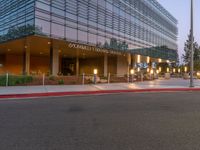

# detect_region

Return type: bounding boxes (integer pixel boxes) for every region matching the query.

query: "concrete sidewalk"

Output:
[0,79,200,96]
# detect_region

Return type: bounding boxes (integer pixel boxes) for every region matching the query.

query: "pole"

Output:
[108,73,110,84]
[190,0,194,87]
[42,73,45,86]
[82,73,85,85]
[6,73,8,87]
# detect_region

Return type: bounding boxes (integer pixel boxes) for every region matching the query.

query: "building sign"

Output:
[68,43,122,55]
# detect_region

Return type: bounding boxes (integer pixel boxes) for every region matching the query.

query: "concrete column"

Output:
[76,57,79,76]
[51,48,59,76]
[23,47,30,75]
[104,54,108,77]
[117,55,128,76]
[127,53,131,73]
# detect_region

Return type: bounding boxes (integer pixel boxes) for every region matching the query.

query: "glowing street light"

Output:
[178,68,181,73]
[173,68,176,73]
[130,69,135,83]
[147,56,150,63]
[94,69,98,75]
[159,67,162,73]
[184,66,188,73]
[150,69,154,75]
[158,58,162,63]
[137,67,140,72]
[130,69,135,75]
[167,68,170,73]
[147,68,150,73]
[93,69,98,84]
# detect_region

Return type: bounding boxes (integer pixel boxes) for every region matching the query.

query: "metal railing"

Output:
[0,72,190,86]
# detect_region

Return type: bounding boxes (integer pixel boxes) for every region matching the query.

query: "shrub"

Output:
[58,79,64,85]
[0,75,6,86]
[49,75,56,81]
[0,75,33,86]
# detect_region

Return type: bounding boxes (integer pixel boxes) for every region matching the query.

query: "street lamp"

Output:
[178,68,181,73]
[190,0,194,87]
[173,68,176,73]
[93,69,98,84]
[130,69,135,83]
[159,67,162,73]
[184,66,188,73]
[167,67,170,73]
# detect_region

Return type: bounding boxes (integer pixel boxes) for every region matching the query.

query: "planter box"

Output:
[183,73,189,80]
[165,73,170,80]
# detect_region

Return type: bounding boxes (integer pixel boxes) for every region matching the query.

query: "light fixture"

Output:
[130,69,135,75]
[173,68,176,73]
[147,68,150,73]
[184,66,188,73]
[166,60,170,63]
[137,67,140,72]
[94,69,98,75]
[147,56,150,64]
[178,68,181,73]
[158,58,162,63]
[167,67,170,73]
[156,70,159,74]
[48,42,51,45]
[159,67,162,73]
[137,55,141,63]
[150,69,154,75]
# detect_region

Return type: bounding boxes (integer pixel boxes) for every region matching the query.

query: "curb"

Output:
[0,88,200,99]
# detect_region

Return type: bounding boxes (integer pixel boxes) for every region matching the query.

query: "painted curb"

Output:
[0,88,200,99]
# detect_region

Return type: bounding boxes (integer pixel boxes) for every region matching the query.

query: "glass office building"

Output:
[0,0,178,76]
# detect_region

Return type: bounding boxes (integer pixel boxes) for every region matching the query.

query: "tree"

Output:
[182,31,200,71]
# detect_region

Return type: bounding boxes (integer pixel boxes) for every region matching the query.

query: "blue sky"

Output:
[158,0,200,61]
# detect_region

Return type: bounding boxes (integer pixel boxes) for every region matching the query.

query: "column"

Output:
[104,54,108,77]
[76,57,79,77]
[127,53,131,73]
[23,47,30,75]
[50,46,59,76]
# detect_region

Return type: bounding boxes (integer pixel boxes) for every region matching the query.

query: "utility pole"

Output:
[190,0,194,87]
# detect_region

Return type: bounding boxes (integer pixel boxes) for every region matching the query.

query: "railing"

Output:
[0,72,190,86]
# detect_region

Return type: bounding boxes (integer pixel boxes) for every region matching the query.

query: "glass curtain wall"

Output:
[0,0,35,43]
[0,0,178,60]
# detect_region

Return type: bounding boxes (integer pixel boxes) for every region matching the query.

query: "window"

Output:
[66,27,77,41]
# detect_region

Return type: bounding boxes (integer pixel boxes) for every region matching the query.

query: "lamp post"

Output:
[190,0,194,87]
[130,69,135,83]
[93,69,98,84]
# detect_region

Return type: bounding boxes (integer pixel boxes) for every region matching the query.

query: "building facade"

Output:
[0,0,178,76]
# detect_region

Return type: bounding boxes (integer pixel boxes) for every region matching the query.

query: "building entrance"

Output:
[61,58,76,76]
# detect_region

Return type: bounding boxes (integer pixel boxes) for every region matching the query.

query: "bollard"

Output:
[82,73,85,85]
[131,74,134,83]
[141,73,143,82]
[108,73,110,84]
[6,73,8,86]
[127,73,130,83]
[94,74,97,84]
[42,73,45,86]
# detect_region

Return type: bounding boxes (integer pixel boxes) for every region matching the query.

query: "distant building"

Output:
[0,0,178,76]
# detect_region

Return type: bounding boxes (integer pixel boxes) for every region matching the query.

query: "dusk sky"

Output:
[158,0,200,62]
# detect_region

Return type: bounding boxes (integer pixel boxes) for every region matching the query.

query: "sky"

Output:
[158,0,200,62]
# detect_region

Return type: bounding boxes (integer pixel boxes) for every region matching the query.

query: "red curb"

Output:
[0,88,200,99]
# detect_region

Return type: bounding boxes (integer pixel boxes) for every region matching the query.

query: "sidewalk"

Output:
[0,78,200,98]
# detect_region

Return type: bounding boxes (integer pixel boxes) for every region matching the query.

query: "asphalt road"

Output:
[1,92,200,150]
